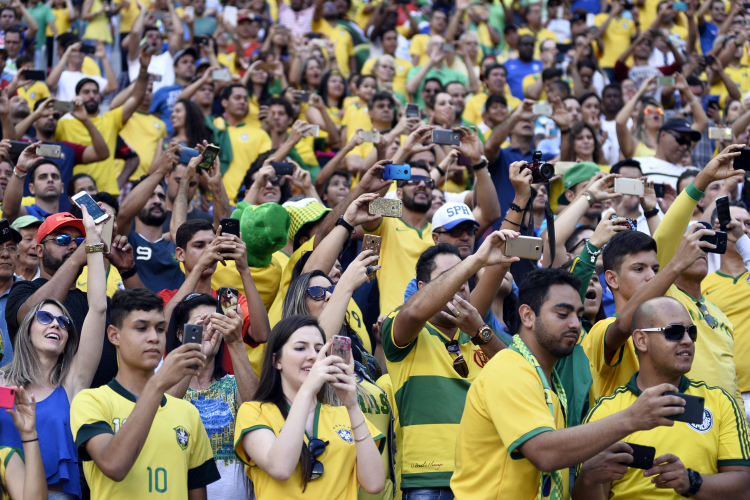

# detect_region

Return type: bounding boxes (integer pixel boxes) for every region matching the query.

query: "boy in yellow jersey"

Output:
[477,93,509,142]
[71,288,220,498]
[576,296,750,499]
[463,63,520,126]
[702,201,750,421]
[409,10,447,67]
[451,268,683,500]
[9,54,50,110]
[595,0,637,71]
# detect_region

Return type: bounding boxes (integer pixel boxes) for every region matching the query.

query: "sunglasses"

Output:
[695,301,717,329]
[269,176,281,186]
[644,107,664,115]
[309,438,329,480]
[665,129,691,146]
[52,112,61,120]
[36,310,74,331]
[42,235,85,247]
[640,323,698,342]
[434,225,479,238]
[403,176,435,188]
[446,340,469,378]
[307,285,335,301]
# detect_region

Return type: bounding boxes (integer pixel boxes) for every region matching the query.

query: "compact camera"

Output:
[522,151,555,183]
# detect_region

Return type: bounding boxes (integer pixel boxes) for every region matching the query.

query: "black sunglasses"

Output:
[307,285,335,301]
[665,130,691,146]
[403,176,435,188]
[36,310,74,331]
[640,323,698,342]
[434,225,479,238]
[42,235,85,247]
[309,438,329,480]
[695,301,717,329]
[446,340,469,378]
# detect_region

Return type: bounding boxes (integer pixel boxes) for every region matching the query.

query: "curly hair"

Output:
[175,99,213,148]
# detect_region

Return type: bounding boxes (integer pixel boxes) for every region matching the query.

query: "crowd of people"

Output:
[0,0,749,498]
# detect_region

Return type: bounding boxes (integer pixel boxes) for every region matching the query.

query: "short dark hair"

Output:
[686,75,703,87]
[483,63,506,80]
[517,268,581,316]
[422,77,444,93]
[75,78,99,96]
[602,231,658,274]
[69,191,120,218]
[564,224,596,253]
[57,32,80,50]
[415,243,461,285]
[267,96,295,120]
[399,159,430,187]
[485,93,508,112]
[220,83,246,101]
[577,58,597,73]
[16,52,33,67]
[610,159,642,176]
[111,288,164,329]
[549,79,570,97]
[28,160,61,183]
[369,90,397,110]
[175,219,215,249]
[563,95,580,106]
[602,83,622,96]
[33,97,49,112]
[0,6,16,18]
[67,173,96,197]
[542,67,562,82]
[677,169,700,194]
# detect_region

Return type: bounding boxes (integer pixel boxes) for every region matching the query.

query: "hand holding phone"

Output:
[331,335,351,364]
[72,191,109,224]
[218,287,239,315]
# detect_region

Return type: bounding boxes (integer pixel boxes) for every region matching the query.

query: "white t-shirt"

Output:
[601,118,620,167]
[55,71,108,101]
[635,156,686,188]
[128,50,174,93]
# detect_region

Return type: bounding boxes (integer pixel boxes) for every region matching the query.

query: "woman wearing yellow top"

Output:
[0,386,47,500]
[317,70,347,126]
[234,315,385,500]
[616,74,665,159]
[81,0,113,44]
[46,0,76,68]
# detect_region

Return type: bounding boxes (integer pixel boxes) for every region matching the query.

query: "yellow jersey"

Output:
[313,19,355,78]
[595,14,637,68]
[462,91,521,127]
[76,264,123,297]
[16,81,50,110]
[71,379,219,498]
[114,0,138,32]
[709,65,750,98]
[0,447,19,500]
[361,56,413,98]
[118,111,167,181]
[234,401,383,500]
[47,6,72,36]
[212,118,272,204]
[409,34,431,67]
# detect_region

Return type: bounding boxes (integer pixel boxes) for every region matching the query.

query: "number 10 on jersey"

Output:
[147,467,167,493]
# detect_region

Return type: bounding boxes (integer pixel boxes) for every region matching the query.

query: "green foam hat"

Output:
[232,202,290,268]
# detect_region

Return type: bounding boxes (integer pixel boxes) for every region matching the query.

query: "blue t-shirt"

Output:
[699,21,719,56]
[571,0,601,13]
[149,84,184,136]
[504,58,543,99]
[128,229,185,293]
[22,141,78,212]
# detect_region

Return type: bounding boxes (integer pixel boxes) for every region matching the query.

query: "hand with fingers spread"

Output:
[452,126,484,165]
[589,215,632,248]
[697,144,747,188]
[343,192,382,227]
[440,294,485,335]
[643,454,690,494]
[578,442,633,486]
[640,178,658,213]
[16,141,44,174]
[338,249,381,292]
[6,386,37,440]
[585,172,623,204]
[400,124,437,155]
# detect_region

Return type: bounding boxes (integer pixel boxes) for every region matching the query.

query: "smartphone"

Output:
[218,287,239,315]
[8,141,29,155]
[708,127,732,140]
[734,148,750,172]
[614,178,645,196]
[532,103,553,116]
[182,323,202,369]
[303,124,320,137]
[219,217,241,255]
[143,43,160,55]
[0,386,14,409]
[704,55,715,67]
[556,43,572,53]
[24,69,45,81]
[657,76,675,86]
[653,183,665,198]
[504,236,543,260]
[554,161,577,176]
[101,215,113,250]
[80,44,96,55]
[406,103,419,118]
[331,335,351,364]
[555,5,564,18]
[382,164,411,181]
[297,91,310,103]
[223,5,238,25]
[271,161,294,176]
[193,36,207,45]
[621,443,656,469]
[610,214,638,231]
[717,195,731,232]
[72,191,110,224]
[212,69,231,82]
[198,144,220,170]
[693,221,727,254]
[258,62,275,71]
[369,198,402,218]
[362,235,381,280]
[183,5,194,17]
[148,73,162,82]
[152,9,165,20]
[586,13,595,26]
[0,219,11,245]
[664,392,705,425]
[305,32,323,39]
[53,100,75,113]
[36,144,62,159]
[441,42,455,52]
[673,1,688,10]
[432,129,461,146]
[178,146,200,164]
[358,130,381,142]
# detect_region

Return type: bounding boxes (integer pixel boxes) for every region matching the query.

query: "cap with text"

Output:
[432,203,479,231]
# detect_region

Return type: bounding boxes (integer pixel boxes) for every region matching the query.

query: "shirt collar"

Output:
[625,371,690,396]
[108,378,167,407]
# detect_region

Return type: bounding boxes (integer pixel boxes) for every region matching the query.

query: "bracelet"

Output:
[643,207,659,218]
[585,241,603,257]
[559,127,571,135]
[351,419,367,431]
[505,219,521,226]
[335,216,355,234]
[354,431,371,443]
[119,265,138,279]
[434,165,445,177]
[22,437,38,443]
[509,202,524,213]
[13,167,26,179]
[85,243,105,253]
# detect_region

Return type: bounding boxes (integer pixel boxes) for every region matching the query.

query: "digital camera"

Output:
[522,151,555,183]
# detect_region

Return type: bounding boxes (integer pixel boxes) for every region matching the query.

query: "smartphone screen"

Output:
[72,191,109,223]
[198,145,220,170]
[716,195,731,231]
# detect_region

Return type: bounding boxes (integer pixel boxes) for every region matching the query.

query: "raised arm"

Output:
[14,0,38,38]
[127,0,148,63]
[314,133,363,193]
[2,142,40,223]
[118,48,152,121]
[46,41,80,90]
[0,89,16,142]
[70,97,110,163]
[202,152,232,229]
[177,64,216,102]
[616,74,657,159]
[210,307,258,403]
[169,153,200,241]
[4,386,47,500]
[95,42,119,95]
[485,99,537,164]
[406,47,440,96]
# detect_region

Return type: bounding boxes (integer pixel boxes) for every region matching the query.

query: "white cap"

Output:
[432,202,478,230]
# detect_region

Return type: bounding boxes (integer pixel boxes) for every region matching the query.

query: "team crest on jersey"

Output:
[689,408,713,434]
[333,424,354,443]
[174,426,190,450]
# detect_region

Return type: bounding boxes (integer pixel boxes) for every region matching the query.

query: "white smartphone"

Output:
[303,124,320,137]
[223,5,237,26]
[586,13,595,26]
[708,127,732,140]
[554,161,577,175]
[657,76,675,86]
[358,130,380,142]
[614,177,645,196]
[72,191,109,224]
[533,103,553,116]
[212,69,231,81]
[183,5,194,18]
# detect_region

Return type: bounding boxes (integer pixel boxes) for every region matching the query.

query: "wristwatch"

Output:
[472,324,493,346]
[85,243,105,254]
[583,190,596,207]
[643,207,659,218]
[335,216,355,234]
[682,469,702,498]
[472,155,488,171]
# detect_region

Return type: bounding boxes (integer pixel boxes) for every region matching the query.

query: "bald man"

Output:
[575,296,750,500]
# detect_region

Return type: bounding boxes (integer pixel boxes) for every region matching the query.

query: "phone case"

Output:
[9,141,28,155]
[101,216,114,249]
[621,443,656,469]
[36,145,61,159]
[664,392,705,425]
[178,147,200,164]
[53,101,75,113]
[504,236,543,260]
[614,178,645,196]
[0,386,14,409]
[369,198,403,218]
[198,145,220,170]
[183,324,203,344]
[362,235,382,280]
[406,104,419,118]
[708,127,732,140]
[220,218,240,238]
[331,335,351,364]
[382,164,411,181]
[218,287,239,315]
[432,129,461,146]
[610,214,638,231]
[653,183,665,198]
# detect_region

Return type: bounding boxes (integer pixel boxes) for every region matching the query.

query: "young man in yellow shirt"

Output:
[463,63,520,126]
[576,296,750,499]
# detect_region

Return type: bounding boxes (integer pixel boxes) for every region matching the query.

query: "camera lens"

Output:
[540,163,555,180]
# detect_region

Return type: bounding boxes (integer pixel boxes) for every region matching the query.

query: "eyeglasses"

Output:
[640,323,698,342]
[434,225,479,238]
[309,438,329,480]
[403,176,435,188]
[35,310,74,331]
[571,237,589,252]
[0,243,18,254]
[307,285,335,301]
[41,235,85,247]
[446,340,469,378]
[269,176,281,186]
[643,107,664,116]
[51,112,61,120]
[666,130,691,146]
[695,301,717,329]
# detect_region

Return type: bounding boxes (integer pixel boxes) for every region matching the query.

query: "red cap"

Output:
[36,212,86,244]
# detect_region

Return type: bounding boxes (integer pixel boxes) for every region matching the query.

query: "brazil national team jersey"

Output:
[0,446,19,500]
[71,379,220,498]
[583,373,750,499]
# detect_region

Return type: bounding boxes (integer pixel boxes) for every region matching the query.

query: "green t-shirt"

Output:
[406,65,469,108]
[29,2,55,48]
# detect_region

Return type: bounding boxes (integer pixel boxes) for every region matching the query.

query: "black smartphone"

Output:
[0,219,11,245]
[694,221,728,254]
[198,144,220,170]
[297,91,310,103]
[621,443,656,469]
[664,392,706,425]
[80,44,96,55]
[432,129,461,146]
[271,161,294,176]
[734,148,750,172]
[305,32,323,39]
[182,323,202,369]
[24,69,45,81]
[219,218,240,258]
[193,36,207,45]
[8,141,28,155]
[716,195,731,232]
[704,55,714,67]
[653,183,665,198]
[406,103,419,118]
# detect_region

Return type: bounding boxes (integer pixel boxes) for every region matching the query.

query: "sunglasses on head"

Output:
[307,285,335,301]
[640,323,698,342]
[42,235,85,247]
[665,129,691,146]
[434,225,479,238]
[446,340,469,378]
[403,176,435,188]
[309,438,329,480]
[36,310,74,331]
[695,301,717,329]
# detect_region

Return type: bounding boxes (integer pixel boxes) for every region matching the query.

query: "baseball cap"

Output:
[11,215,42,231]
[557,162,601,205]
[173,47,198,66]
[195,57,210,69]
[432,203,479,231]
[36,212,86,244]
[660,119,702,143]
